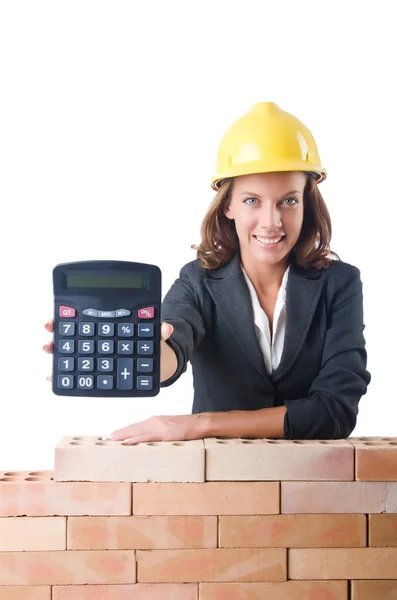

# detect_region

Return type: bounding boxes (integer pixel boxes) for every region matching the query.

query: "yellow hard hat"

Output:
[211,102,327,190]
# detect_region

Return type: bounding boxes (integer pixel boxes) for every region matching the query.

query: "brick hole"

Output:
[72,437,85,440]
[0,477,20,482]
[25,477,44,481]
[146,442,161,446]
[69,442,87,446]
[3,472,21,476]
[363,442,381,445]
[172,442,184,446]
[95,442,112,446]
[28,471,48,476]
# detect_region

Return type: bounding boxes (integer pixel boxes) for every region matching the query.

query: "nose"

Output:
[259,203,282,230]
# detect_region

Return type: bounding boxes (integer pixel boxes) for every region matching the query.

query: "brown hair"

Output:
[191,174,340,271]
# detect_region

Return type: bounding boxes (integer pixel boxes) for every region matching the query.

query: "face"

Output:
[224,171,306,268]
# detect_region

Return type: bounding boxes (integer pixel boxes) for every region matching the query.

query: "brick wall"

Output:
[0,436,396,599]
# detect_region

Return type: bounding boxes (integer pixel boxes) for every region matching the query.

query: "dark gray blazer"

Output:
[160,251,371,440]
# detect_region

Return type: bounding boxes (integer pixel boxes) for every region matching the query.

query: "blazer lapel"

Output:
[204,252,273,390]
[272,261,323,382]
[204,251,324,387]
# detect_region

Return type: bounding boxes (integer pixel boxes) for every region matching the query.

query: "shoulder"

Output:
[178,258,210,284]
[319,258,363,301]
[321,258,361,280]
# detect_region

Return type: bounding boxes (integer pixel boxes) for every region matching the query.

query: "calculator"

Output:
[52,260,161,397]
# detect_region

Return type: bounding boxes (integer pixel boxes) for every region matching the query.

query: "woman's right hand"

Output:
[43,320,175,383]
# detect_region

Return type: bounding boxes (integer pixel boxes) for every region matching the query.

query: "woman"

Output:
[43,102,371,443]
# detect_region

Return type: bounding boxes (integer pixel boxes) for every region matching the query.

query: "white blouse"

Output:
[242,265,290,374]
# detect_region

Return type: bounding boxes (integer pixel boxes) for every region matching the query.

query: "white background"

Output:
[0,1,395,470]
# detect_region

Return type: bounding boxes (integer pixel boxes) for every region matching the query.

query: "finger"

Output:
[46,375,52,382]
[123,435,157,445]
[45,320,54,332]
[160,322,174,342]
[43,341,54,354]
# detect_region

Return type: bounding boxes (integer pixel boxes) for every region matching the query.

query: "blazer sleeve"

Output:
[283,265,371,440]
[160,264,206,387]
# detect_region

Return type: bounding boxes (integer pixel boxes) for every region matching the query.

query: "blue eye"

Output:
[243,197,298,206]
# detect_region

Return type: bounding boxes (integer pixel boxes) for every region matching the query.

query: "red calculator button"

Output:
[138,306,154,319]
[59,306,76,318]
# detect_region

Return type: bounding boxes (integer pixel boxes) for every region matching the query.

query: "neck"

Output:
[240,249,289,293]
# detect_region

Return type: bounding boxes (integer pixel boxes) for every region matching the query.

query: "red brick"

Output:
[204,438,354,481]
[137,548,286,582]
[368,514,397,546]
[55,436,205,482]
[200,580,348,599]
[219,514,366,547]
[0,550,136,585]
[53,583,198,599]
[67,515,217,549]
[351,580,397,599]
[0,470,131,516]
[353,439,397,481]
[133,482,279,515]
[0,588,50,600]
[0,517,66,551]
[281,482,388,513]
[289,548,397,579]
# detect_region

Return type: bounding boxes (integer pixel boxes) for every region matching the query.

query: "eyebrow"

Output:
[238,189,301,198]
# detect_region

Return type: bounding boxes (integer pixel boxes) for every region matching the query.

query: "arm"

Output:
[202,405,287,439]
[160,264,206,387]
[198,265,371,440]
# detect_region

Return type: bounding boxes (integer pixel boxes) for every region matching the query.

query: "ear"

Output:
[223,205,234,220]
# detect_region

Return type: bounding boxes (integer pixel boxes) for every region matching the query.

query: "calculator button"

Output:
[117,358,134,390]
[78,340,94,354]
[83,308,98,316]
[98,323,114,337]
[97,375,114,390]
[98,340,114,354]
[137,376,153,390]
[118,323,134,337]
[59,322,75,336]
[58,375,74,389]
[138,307,154,319]
[116,309,131,317]
[59,306,75,318]
[59,340,75,353]
[98,358,114,371]
[138,323,154,337]
[137,358,153,373]
[58,357,75,371]
[79,322,95,336]
[118,341,134,355]
[98,310,115,318]
[78,357,94,371]
[137,341,153,355]
[77,375,94,390]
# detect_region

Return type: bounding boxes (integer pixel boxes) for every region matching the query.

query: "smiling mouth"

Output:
[254,235,286,245]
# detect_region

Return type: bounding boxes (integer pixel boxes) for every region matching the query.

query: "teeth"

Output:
[255,236,283,244]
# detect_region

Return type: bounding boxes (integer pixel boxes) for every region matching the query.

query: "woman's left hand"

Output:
[103,413,209,445]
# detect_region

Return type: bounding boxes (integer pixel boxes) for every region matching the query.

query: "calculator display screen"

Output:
[65,272,150,290]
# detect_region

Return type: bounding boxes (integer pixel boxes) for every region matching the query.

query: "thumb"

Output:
[160,322,174,342]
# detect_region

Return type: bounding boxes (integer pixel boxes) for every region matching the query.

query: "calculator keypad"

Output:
[56,306,155,392]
